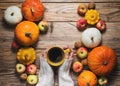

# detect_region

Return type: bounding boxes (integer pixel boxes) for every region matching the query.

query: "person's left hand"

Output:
[58,46,74,86]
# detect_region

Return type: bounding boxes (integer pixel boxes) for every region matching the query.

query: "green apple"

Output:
[27,75,38,85]
[77,47,88,59]
[16,63,26,74]
[98,76,108,86]
[38,21,49,33]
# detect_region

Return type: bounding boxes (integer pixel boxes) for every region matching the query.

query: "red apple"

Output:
[16,63,26,74]
[77,18,87,31]
[77,4,88,15]
[72,61,83,73]
[77,47,88,59]
[96,20,106,31]
[27,64,37,74]
[11,41,20,50]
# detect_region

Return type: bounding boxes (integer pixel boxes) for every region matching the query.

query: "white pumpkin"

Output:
[4,6,23,25]
[81,28,102,48]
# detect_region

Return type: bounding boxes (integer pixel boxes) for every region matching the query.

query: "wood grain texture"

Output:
[0,3,120,22]
[0,0,120,86]
[0,0,120,3]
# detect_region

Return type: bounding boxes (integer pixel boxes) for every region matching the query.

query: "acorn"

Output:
[20,73,28,80]
[81,59,88,66]
[88,2,96,9]
[74,41,82,49]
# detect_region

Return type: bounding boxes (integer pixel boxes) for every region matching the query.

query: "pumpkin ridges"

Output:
[78,70,97,86]
[15,21,39,46]
[22,0,44,21]
[17,47,36,65]
[87,46,116,75]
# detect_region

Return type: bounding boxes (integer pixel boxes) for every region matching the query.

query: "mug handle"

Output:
[64,48,70,54]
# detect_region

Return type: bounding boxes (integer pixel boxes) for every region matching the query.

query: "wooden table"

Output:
[0,0,120,86]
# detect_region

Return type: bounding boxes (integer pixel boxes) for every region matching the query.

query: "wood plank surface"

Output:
[0,0,120,3]
[0,3,120,22]
[0,0,120,86]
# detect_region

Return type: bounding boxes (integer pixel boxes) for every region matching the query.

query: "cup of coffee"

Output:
[46,46,70,66]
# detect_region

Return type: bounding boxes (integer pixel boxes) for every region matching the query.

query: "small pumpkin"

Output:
[81,28,102,48]
[85,9,100,25]
[78,70,97,86]
[15,21,39,46]
[17,47,36,65]
[87,46,116,75]
[4,6,23,25]
[22,0,44,21]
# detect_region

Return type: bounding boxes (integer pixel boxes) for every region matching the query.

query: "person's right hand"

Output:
[36,50,54,86]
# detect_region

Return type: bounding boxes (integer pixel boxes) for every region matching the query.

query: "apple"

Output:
[27,64,37,74]
[38,21,49,33]
[11,41,20,50]
[96,20,106,31]
[4,6,23,25]
[20,73,28,80]
[98,76,108,86]
[74,41,82,49]
[77,4,88,15]
[72,61,83,73]
[16,63,26,74]
[77,47,88,59]
[27,75,38,85]
[77,18,87,31]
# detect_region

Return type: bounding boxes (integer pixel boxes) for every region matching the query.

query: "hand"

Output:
[36,50,54,86]
[58,46,74,86]
[63,46,74,59]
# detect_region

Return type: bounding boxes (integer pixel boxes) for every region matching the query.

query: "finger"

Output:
[42,50,47,58]
[69,51,74,59]
[63,45,69,50]
[65,53,69,59]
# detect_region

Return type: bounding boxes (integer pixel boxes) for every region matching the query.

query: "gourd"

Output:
[81,28,102,48]
[78,70,97,86]
[85,10,100,25]
[87,46,116,75]
[4,6,23,25]
[17,47,36,65]
[22,0,44,21]
[15,21,39,46]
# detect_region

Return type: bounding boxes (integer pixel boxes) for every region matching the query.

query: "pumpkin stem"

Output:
[25,32,31,37]
[11,12,14,16]
[91,37,94,42]
[25,54,28,60]
[30,7,34,16]
[86,83,90,86]
[103,60,108,65]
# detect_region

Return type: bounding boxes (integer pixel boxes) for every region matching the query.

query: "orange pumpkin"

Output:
[22,0,44,21]
[15,21,39,46]
[87,46,116,75]
[78,70,97,86]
